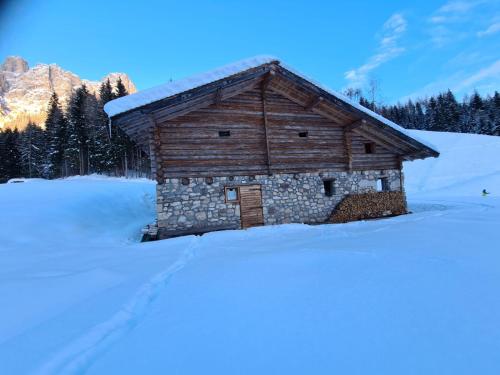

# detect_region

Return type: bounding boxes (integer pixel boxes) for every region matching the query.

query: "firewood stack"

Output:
[329,191,407,223]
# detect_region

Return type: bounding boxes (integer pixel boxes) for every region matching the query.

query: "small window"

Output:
[323,179,335,197]
[225,187,239,202]
[364,142,375,154]
[219,130,231,137]
[376,178,389,192]
[298,131,308,138]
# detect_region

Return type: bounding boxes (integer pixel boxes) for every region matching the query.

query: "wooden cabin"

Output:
[104,56,439,239]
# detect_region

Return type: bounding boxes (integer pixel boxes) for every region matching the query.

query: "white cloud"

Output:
[453,59,500,91]
[427,0,490,46]
[344,13,407,88]
[439,0,479,14]
[400,59,500,102]
[430,0,485,23]
[477,21,500,36]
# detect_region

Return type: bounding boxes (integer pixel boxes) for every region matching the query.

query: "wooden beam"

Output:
[153,76,263,123]
[343,128,353,172]
[213,88,223,107]
[305,95,324,111]
[148,126,157,179]
[261,85,273,175]
[353,128,407,156]
[265,79,350,124]
[147,114,164,183]
[343,119,367,132]
[261,70,276,91]
[353,125,411,155]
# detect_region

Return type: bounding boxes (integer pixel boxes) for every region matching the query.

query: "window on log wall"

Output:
[364,142,375,154]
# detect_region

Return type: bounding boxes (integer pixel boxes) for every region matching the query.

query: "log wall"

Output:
[156,87,400,178]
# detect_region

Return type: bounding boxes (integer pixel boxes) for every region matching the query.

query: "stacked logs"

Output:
[329,191,407,223]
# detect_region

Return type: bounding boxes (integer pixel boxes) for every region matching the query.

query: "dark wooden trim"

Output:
[153,121,163,183]
[261,70,276,91]
[146,114,158,180]
[343,129,353,172]
[273,65,439,158]
[344,119,366,132]
[114,62,437,161]
[112,64,273,122]
[261,84,272,175]
[153,76,263,123]
[305,95,324,111]
[214,88,223,107]
[352,127,407,155]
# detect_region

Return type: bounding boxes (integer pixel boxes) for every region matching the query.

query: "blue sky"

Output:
[0,0,499,104]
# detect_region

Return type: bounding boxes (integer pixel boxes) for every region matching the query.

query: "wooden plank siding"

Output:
[265,90,347,171]
[158,88,268,177]
[156,87,402,178]
[350,133,399,170]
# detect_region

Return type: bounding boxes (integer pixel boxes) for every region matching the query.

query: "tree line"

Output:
[0,78,149,182]
[345,88,500,136]
[1,83,499,182]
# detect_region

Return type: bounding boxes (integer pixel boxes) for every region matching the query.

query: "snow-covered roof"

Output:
[104,56,278,118]
[104,55,438,154]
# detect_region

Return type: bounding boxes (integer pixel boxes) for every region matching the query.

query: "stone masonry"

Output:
[156,169,403,237]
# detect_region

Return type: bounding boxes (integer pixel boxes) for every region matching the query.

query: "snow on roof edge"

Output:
[103,55,278,118]
[105,55,438,154]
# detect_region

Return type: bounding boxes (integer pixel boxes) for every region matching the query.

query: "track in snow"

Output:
[34,237,200,375]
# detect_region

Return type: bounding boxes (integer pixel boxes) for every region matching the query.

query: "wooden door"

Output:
[239,185,264,229]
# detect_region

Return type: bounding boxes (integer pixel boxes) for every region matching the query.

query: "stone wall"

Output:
[156,169,404,238]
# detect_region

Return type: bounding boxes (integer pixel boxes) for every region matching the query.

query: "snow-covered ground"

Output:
[0,131,499,374]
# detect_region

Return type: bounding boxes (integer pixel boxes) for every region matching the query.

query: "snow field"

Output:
[0,130,499,374]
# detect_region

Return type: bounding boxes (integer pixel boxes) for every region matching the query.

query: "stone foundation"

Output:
[156,169,404,238]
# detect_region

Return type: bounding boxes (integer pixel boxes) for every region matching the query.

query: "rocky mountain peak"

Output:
[0,56,136,130]
[1,56,29,74]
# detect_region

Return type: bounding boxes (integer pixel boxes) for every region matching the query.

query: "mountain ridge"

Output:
[0,56,136,130]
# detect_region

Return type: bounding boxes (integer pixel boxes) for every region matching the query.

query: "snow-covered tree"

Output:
[115,77,128,98]
[19,122,46,178]
[0,130,21,181]
[44,92,67,178]
[66,85,91,175]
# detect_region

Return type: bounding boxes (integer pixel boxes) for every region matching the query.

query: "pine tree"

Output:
[44,92,67,178]
[100,79,115,104]
[115,77,128,98]
[19,122,45,178]
[486,91,500,136]
[91,80,115,173]
[354,88,497,136]
[66,85,91,175]
[415,102,425,129]
[469,92,485,133]
[0,129,22,180]
[0,131,8,182]
[109,79,133,175]
[426,97,439,131]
